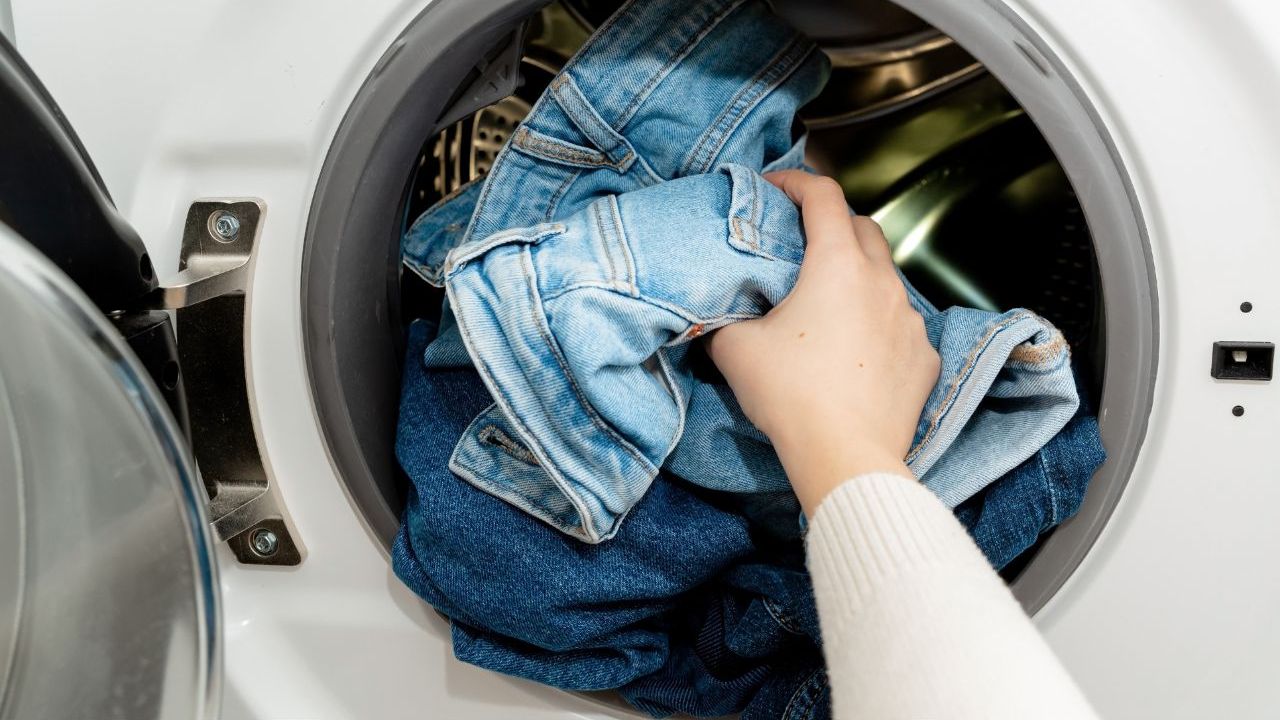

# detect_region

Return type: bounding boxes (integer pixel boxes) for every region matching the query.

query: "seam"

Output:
[747,166,757,228]
[725,168,799,263]
[538,281,759,329]
[1040,443,1061,526]
[730,217,748,250]
[544,169,580,223]
[750,170,760,247]
[762,598,805,635]
[729,217,793,263]
[591,198,620,284]
[781,668,826,720]
[447,276,601,540]
[906,312,1035,461]
[616,0,747,129]
[607,195,639,294]
[682,36,815,175]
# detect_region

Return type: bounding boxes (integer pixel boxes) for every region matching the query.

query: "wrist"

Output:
[772,428,914,516]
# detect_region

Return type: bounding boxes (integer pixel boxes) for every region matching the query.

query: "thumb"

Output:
[763,170,863,290]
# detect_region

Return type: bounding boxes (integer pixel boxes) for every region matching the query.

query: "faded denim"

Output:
[393,319,1105,719]
[402,0,1080,543]
[955,372,1105,569]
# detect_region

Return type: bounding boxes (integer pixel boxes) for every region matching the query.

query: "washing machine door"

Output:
[0,32,221,720]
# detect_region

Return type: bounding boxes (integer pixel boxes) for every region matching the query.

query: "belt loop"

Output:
[550,74,637,173]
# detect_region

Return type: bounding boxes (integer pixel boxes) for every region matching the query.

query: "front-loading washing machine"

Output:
[0,0,1277,717]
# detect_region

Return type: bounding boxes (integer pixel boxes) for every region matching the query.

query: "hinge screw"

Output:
[250,527,279,557]
[210,211,241,242]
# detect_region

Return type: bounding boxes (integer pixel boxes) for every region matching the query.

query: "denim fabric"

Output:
[394,320,759,690]
[393,319,1105,719]
[402,0,1080,543]
[955,379,1106,569]
[620,566,826,719]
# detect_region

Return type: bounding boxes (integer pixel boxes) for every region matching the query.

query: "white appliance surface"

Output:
[11,0,1280,717]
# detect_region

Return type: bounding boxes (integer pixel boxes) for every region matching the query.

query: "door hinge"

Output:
[143,199,304,566]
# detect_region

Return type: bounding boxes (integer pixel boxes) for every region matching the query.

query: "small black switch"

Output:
[1211,342,1274,381]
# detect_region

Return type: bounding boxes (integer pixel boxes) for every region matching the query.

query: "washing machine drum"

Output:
[304,0,1154,616]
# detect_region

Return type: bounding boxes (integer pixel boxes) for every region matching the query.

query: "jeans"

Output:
[955,375,1105,570]
[395,319,760,691]
[401,0,1080,543]
[393,319,1106,719]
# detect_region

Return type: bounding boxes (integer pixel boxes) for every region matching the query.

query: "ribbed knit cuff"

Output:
[807,473,991,615]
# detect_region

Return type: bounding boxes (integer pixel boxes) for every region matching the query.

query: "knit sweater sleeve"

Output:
[806,473,1099,720]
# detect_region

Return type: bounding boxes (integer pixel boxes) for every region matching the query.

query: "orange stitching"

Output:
[1008,331,1068,365]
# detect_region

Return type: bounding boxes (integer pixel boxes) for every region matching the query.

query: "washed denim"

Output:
[955,374,1106,570]
[396,319,828,716]
[393,319,1105,719]
[394,320,759,691]
[402,0,1080,543]
[619,558,827,719]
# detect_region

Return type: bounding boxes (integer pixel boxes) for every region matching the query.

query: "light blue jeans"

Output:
[402,0,1079,543]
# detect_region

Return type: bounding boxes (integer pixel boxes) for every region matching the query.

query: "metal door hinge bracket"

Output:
[159,199,304,566]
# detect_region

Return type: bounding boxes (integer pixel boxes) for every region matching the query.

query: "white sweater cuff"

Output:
[806,473,994,614]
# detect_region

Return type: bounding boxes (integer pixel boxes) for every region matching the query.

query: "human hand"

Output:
[706,170,940,514]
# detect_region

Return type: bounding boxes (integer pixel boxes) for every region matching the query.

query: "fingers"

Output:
[764,170,860,260]
[765,171,895,270]
[851,215,893,267]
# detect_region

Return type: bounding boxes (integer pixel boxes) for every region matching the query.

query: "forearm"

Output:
[806,473,1098,720]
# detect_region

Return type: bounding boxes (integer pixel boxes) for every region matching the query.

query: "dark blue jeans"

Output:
[393,319,1105,718]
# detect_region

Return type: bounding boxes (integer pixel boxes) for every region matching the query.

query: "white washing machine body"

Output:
[7,0,1280,717]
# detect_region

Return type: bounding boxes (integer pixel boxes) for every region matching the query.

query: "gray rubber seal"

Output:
[303,0,550,545]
